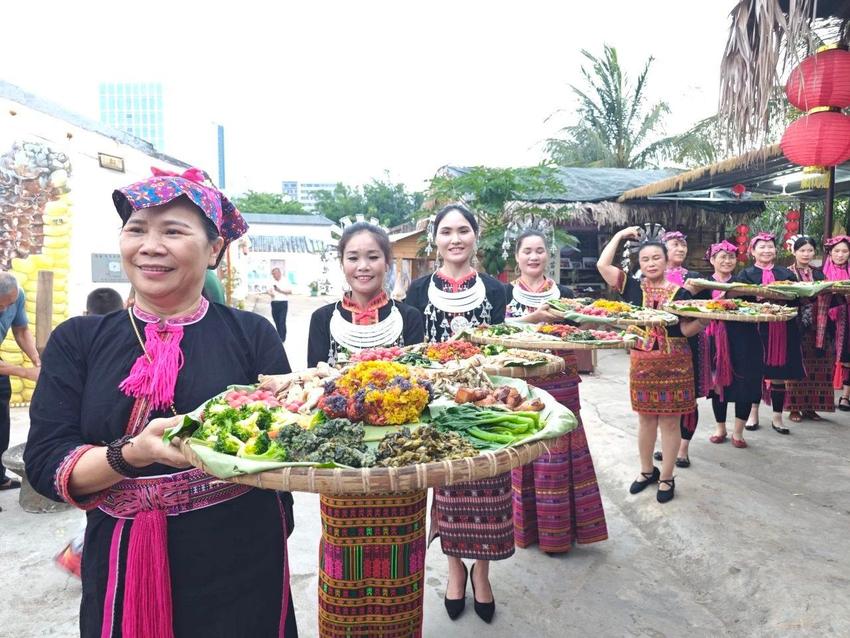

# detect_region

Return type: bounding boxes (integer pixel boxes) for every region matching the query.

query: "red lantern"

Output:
[785,220,800,232]
[786,209,801,221]
[731,184,747,198]
[785,48,850,112]
[736,224,749,234]
[781,111,850,168]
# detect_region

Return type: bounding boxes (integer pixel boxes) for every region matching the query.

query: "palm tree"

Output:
[545,45,717,169]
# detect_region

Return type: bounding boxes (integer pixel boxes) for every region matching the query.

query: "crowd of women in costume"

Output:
[597,226,850,507]
[24,163,846,636]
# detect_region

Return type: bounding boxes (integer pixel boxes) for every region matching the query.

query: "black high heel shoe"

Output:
[444,561,468,620]
[470,562,495,623]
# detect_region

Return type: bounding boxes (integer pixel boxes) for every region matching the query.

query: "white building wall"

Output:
[0,96,190,315]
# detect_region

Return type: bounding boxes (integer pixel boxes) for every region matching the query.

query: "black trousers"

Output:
[271,300,288,341]
[0,375,10,481]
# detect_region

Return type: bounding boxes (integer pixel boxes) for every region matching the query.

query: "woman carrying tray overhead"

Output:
[736,233,804,435]
[24,168,298,637]
[597,227,707,504]
[699,241,764,449]
[818,235,850,411]
[785,236,833,421]
[406,203,510,623]
[307,221,428,638]
[504,229,608,554]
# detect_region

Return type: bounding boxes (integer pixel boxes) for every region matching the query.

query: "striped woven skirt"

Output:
[511,353,608,553]
[319,491,427,638]
[431,474,515,561]
[786,328,835,412]
[629,338,695,416]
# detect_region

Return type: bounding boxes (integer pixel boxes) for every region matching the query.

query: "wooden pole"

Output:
[35,271,54,356]
[799,201,806,236]
[824,167,836,241]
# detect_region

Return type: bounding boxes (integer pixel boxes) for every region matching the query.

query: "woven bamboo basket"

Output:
[177,436,556,495]
[663,308,798,323]
[547,308,677,327]
[467,332,627,351]
[482,354,565,378]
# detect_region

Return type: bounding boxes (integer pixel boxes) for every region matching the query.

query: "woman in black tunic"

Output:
[405,204,508,623]
[24,169,298,638]
[700,241,764,449]
[736,232,804,435]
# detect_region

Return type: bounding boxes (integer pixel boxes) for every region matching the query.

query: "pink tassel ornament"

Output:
[119,323,185,409]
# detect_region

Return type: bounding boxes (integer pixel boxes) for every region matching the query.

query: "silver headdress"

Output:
[621,222,666,270]
[330,214,386,241]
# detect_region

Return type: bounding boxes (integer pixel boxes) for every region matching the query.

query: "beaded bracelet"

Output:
[106,435,146,478]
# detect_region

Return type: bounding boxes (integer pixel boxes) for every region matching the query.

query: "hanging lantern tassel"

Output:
[801,165,831,189]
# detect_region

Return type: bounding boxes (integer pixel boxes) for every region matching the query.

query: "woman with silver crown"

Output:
[307,220,423,367]
[504,229,608,554]
[306,221,427,638]
[405,203,509,624]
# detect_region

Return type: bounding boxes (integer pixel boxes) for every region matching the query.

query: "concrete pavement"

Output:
[2,314,849,637]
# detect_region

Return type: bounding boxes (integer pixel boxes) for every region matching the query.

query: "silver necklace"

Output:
[427,273,486,314]
[329,304,404,352]
[511,280,560,310]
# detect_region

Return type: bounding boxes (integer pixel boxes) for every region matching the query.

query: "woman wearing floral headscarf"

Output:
[785,236,833,421]
[736,232,804,435]
[818,235,850,410]
[654,231,708,468]
[701,241,764,449]
[24,168,298,637]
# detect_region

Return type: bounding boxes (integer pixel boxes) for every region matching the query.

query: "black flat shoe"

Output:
[744,422,760,431]
[839,397,850,412]
[675,457,691,468]
[657,478,676,504]
[771,423,790,435]
[653,450,663,461]
[470,563,495,623]
[444,562,468,620]
[629,467,660,494]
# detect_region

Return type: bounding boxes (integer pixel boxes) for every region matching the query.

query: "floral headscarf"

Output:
[661,231,687,244]
[705,240,738,261]
[112,167,248,248]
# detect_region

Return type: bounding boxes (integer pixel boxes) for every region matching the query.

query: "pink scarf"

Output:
[705,274,734,397]
[665,266,687,287]
[119,299,209,410]
[754,264,787,366]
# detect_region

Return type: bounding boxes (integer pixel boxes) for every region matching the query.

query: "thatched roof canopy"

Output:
[619,144,850,203]
[720,0,850,148]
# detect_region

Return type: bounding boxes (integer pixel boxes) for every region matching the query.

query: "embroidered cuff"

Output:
[54,444,107,511]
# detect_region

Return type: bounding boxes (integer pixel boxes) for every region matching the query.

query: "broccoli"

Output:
[238,431,288,461]
[192,420,219,446]
[255,410,273,431]
[213,431,243,455]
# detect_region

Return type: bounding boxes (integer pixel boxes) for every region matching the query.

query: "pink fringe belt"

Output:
[98,469,251,638]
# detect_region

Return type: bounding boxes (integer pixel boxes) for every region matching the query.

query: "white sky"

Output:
[1,0,736,194]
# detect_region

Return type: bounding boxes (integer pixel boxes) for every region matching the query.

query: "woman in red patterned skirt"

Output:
[785,236,833,422]
[597,227,708,503]
[504,229,607,553]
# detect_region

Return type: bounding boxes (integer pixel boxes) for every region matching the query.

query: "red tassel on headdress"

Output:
[119,323,185,409]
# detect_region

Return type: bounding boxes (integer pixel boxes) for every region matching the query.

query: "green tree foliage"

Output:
[314,176,424,227]
[230,191,307,215]
[545,45,716,169]
[427,166,576,274]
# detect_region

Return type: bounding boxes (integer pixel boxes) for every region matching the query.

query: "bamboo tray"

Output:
[662,307,798,323]
[547,307,678,327]
[482,355,565,378]
[467,331,629,351]
[177,436,557,495]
